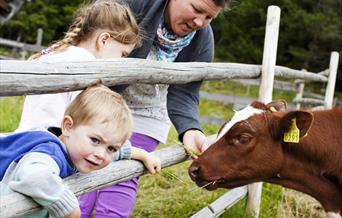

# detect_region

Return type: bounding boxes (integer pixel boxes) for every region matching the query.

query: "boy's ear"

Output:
[61,115,74,136]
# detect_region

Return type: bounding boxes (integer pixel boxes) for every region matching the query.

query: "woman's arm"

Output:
[167,26,215,153]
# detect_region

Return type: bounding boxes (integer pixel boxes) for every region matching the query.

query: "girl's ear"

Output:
[61,115,74,136]
[96,32,111,51]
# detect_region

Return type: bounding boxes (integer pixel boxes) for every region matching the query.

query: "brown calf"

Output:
[189,100,342,216]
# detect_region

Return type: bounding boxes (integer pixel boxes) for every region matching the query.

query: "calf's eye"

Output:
[239,135,251,144]
[228,134,252,146]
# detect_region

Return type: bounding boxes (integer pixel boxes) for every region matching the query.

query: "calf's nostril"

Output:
[189,165,200,178]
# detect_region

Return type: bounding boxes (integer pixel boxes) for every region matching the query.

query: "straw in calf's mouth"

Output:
[159,170,188,185]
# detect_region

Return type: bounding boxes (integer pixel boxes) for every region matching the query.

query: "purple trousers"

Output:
[79,132,159,218]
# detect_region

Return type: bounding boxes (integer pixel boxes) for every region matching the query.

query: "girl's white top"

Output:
[17,46,93,131]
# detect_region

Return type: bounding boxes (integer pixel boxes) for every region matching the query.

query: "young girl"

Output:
[17,0,141,131]
[0,85,161,218]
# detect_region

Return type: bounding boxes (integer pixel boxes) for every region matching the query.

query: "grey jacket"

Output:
[115,0,215,141]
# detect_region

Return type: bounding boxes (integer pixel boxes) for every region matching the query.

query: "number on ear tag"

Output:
[283,118,300,143]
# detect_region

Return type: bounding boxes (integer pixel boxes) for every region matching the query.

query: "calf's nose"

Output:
[189,165,200,179]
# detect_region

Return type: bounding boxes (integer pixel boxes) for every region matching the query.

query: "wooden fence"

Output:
[0,28,44,59]
[0,5,339,218]
[0,0,25,25]
[293,52,340,110]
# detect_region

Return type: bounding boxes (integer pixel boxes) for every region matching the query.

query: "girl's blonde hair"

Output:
[65,84,133,144]
[30,0,141,60]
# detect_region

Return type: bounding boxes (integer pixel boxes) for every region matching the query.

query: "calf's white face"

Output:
[216,105,263,141]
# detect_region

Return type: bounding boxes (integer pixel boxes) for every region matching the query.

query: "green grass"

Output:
[0,96,24,132]
[201,81,260,97]
[134,157,228,218]
[199,99,234,120]
[273,89,296,102]
[0,47,12,57]
[219,183,282,218]
[335,91,342,102]
[201,80,296,102]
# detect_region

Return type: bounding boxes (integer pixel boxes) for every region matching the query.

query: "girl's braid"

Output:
[50,13,86,52]
[28,7,86,60]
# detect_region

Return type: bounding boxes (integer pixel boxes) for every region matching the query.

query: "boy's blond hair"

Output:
[65,84,133,144]
[30,0,141,60]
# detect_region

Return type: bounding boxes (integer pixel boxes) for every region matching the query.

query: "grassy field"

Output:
[0,81,329,217]
[0,96,24,132]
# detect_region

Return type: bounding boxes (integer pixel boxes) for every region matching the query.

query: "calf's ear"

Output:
[266,100,287,112]
[280,111,313,138]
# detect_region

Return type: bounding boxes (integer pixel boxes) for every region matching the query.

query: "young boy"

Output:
[0,85,161,218]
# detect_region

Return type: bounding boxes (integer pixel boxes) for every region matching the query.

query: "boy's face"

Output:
[62,118,122,173]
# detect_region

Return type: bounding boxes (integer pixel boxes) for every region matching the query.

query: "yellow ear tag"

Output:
[283,118,300,143]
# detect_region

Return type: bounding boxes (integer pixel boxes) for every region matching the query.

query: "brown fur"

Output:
[189,101,342,214]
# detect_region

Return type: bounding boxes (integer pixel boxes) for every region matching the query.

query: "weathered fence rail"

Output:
[231,78,297,91]
[0,59,326,96]
[192,186,248,218]
[0,37,44,53]
[0,28,44,59]
[0,0,25,25]
[292,52,340,109]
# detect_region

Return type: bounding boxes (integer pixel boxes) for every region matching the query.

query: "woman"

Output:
[78,0,230,217]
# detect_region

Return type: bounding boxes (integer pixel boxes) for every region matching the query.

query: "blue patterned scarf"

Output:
[154,23,196,62]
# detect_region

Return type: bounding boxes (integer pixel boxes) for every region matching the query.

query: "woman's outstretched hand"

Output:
[183,129,208,155]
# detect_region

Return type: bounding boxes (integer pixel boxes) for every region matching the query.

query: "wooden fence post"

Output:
[295,79,305,109]
[294,70,306,109]
[324,51,339,109]
[36,28,43,46]
[246,5,281,218]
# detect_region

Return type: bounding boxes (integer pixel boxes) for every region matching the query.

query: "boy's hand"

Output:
[64,207,80,218]
[131,147,161,174]
[143,154,161,174]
